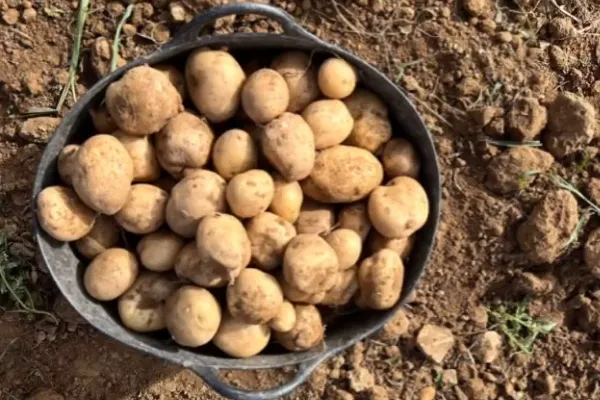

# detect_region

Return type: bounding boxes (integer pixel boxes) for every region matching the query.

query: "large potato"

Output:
[227,268,284,324]
[325,229,362,270]
[283,234,338,294]
[280,275,326,304]
[343,89,392,153]
[321,267,359,307]
[165,286,222,347]
[83,248,138,301]
[75,215,120,259]
[137,230,185,272]
[261,112,315,181]
[185,49,246,123]
[269,174,303,223]
[302,100,354,149]
[301,145,384,203]
[271,51,320,112]
[226,170,274,219]
[382,138,421,179]
[156,110,214,178]
[105,65,182,135]
[357,249,404,310]
[155,64,186,99]
[368,232,414,259]
[338,202,371,241]
[212,129,258,180]
[368,177,429,238]
[175,242,229,288]
[241,68,290,124]
[269,300,296,332]
[274,305,324,351]
[166,170,226,238]
[57,144,79,186]
[317,58,357,99]
[37,186,96,242]
[113,130,161,182]
[247,212,296,270]
[115,184,168,234]
[72,134,134,215]
[213,314,271,358]
[295,200,335,235]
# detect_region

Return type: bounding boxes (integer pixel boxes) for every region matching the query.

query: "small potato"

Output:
[106,65,183,135]
[343,89,388,118]
[75,215,120,259]
[185,49,246,123]
[338,202,371,241]
[73,134,134,215]
[295,200,335,235]
[262,112,315,181]
[318,58,357,99]
[166,170,226,238]
[90,105,118,133]
[368,177,429,238]
[154,64,186,99]
[269,300,296,332]
[357,249,404,310]
[382,138,421,179]
[242,68,290,124]
[301,145,383,203]
[283,234,339,294]
[226,170,274,219]
[274,305,324,351]
[57,144,80,186]
[84,248,138,301]
[302,100,354,149]
[118,272,180,332]
[165,286,222,347]
[271,51,320,113]
[269,175,303,223]
[227,268,284,324]
[321,267,359,307]
[247,212,296,270]
[368,232,414,259]
[137,230,185,271]
[113,131,161,182]
[345,114,392,154]
[37,186,96,242]
[115,184,168,234]
[280,275,326,304]
[156,111,214,178]
[213,314,271,358]
[212,129,258,180]
[175,242,229,288]
[325,229,362,270]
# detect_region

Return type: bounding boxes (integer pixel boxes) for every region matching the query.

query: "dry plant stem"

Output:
[112,3,134,72]
[550,0,582,24]
[0,338,18,363]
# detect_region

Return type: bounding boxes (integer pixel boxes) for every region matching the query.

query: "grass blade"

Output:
[111,3,134,72]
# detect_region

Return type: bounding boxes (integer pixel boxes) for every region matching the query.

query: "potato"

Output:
[295,200,335,235]
[72,134,134,215]
[165,285,222,347]
[212,129,258,180]
[57,144,80,186]
[343,89,392,153]
[175,242,229,287]
[261,112,315,181]
[90,105,118,133]
[318,58,357,99]
[301,145,384,203]
[325,229,362,270]
[114,184,168,234]
[37,186,96,242]
[269,174,303,223]
[84,248,138,301]
[338,202,371,241]
[154,64,186,99]
[274,305,324,351]
[269,300,296,332]
[241,68,290,124]
[118,272,180,332]
[227,268,284,324]
[113,131,161,182]
[156,111,214,178]
[226,170,275,219]
[344,89,388,118]
[271,51,320,113]
[283,234,339,294]
[105,65,182,135]
[302,100,354,149]
[368,232,414,259]
[357,249,404,310]
[213,314,271,358]
[166,170,226,238]
[185,49,246,123]
[280,275,326,304]
[75,215,120,259]
[368,177,429,238]
[137,230,185,272]
[382,138,421,179]
[321,267,359,307]
[245,211,295,270]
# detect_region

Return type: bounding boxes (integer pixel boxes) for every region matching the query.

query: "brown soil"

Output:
[3,0,600,399]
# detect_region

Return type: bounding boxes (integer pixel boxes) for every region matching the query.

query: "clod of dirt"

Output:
[377,309,409,341]
[586,178,600,206]
[122,24,137,37]
[27,389,64,400]
[458,77,481,96]
[106,1,125,17]
[485,117,505,138]
[584,228,600,273]
[24,71,44,95]
[464,378,493,400]
[575,296,600,333]
[142,22,171,43]
[470,106,502,129]
[19,117,60,144]
[544,92,597,158]
[91,37,125,78]
[330,388,355,400]
[517,189,579,264]
[442,369,458,386]
[2,8,19,25]
[485,147,554,194]
[419,386,436,400]
[21,7,36,22]
[495,31,512,43]
[463,0,491,17]
[549,45,569,71]
[348,366,375,393]
[506,97,548,141]
[470,305,488,329]
[512,271,556,296]
[368,385,388,400]
[547,17,575,40]
[474,331,502,363]
[416,324,455,363]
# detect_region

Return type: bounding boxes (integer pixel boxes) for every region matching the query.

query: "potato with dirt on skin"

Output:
[165,285,222,347]
[269,300,296,333]
[242,68,290,124]
[227,268,284,324]
[321,267,359,307]
[90,105,117,133]
[57,144,80,187]
[325,229,362,270]
[154,64,186,99]
[357,249,404,310]
[338,202,371,241]
[302,99,354,149]
[369,232,415,259]
[274,304,324,351]
[271,51,320,113]
[269,174,303,223]
[368,176,429,238]
[72,134,134,215]
[382,138,421,179]
[295,200,335,235]
[212,129,258,180]
[118,272,180,332]
[344,88,388,118]
[115,184,168,234]
[213,314,271,358]
[137,230,185,272]
[105,65,183,135]
[279,275,327,304]
[84,248,139,301]
[113,131,161,182]
[37,186,96,242]
[156,110,214,179]
[226,169,275,219]
[343,89,392,153]
[75,215,120,259]
[175,242,229,288]
[246,212,296,271]
[185,49,246,123]
[318,58,357,99]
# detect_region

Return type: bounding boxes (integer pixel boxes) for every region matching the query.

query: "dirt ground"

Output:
[3,0,600,399]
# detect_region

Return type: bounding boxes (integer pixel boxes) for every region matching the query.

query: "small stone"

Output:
[506,97,548,141]
[442,369,458,386]
[169,2,186,22]
[495,31,512,42]
[21,7,36,22]
[485,147,554,194]
[416,324,455,364]
[27,388,65,400]
[419,386,436,400]
[463,0,491,17]
[2,8,19,24]
[378,309,409,341]
[122,23,136,37]
[471,305,488,329]
[19,117,60,143]
[475,331,502,363]
[368,385,388,400]
[348,366,375,393]
[548,17,575,40]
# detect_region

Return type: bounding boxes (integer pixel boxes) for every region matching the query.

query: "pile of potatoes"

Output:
[36,48,429,358]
